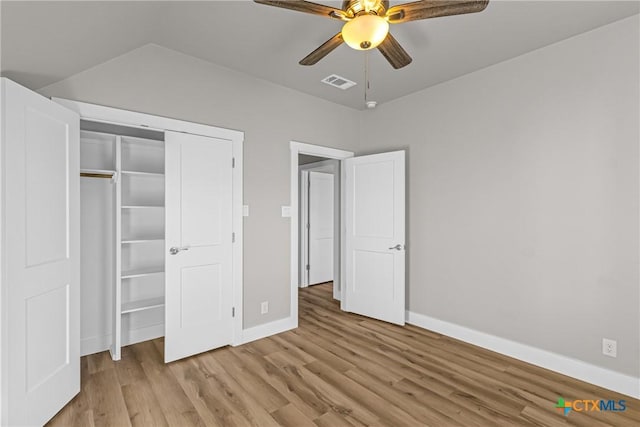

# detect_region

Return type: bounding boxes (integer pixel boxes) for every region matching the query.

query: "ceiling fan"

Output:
[254,0,489,69]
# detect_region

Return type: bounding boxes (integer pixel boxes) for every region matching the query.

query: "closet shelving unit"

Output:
[114,134,166,360]
[79,125,166,361]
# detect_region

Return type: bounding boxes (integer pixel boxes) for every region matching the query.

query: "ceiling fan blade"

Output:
[299,33,344,66]
[377,33,412,69]
[386,0,489,24]
[254,0,346,20]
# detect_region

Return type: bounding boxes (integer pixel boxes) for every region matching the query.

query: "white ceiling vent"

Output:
[321,74,357,90]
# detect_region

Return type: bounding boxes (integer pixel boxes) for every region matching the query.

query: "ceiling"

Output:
[1,1,638,110]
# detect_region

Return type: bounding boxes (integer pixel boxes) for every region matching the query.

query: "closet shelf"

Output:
[81,129,117,139]
[121,297,165,314]
[121,205,164,209]
[121,238,165,244]
[121,170,164,177]
[121,267,164,279]
[121,135,164,146]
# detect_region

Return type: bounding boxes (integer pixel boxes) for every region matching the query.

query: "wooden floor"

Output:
[49,283,639,427]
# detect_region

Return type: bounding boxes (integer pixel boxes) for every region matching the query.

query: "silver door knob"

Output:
[389,244,404,251]
[169,246,190,255]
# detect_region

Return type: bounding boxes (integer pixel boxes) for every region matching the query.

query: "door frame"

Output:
[290,141,354,322]
[52,98,245,346]
[298,160,339,290]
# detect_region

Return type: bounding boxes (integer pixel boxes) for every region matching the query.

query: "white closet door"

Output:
[309,171,334,285]
[164,131,233,362]
[1,78,80,425]
[344,151,405,325]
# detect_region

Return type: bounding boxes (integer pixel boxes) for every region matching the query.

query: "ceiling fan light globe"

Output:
[341,14,389,50]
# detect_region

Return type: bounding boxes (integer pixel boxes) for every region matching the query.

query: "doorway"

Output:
[299,157,340,292]
[289,142,406,327]
[289,142,354,323]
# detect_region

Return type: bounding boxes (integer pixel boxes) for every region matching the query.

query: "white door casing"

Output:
[1,78,80,425]
[344,151,405,325]
[299,169,310,287]
[164,131,234,362]
[309,171,334,285]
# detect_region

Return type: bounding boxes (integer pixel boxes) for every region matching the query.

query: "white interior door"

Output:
[309,171,334,284]
[164,131,233,363]
[1,78,80,425]
[344,151,405,325]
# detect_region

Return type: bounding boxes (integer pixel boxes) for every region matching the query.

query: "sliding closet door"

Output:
[1,78,80,425]
[164,131,233,362]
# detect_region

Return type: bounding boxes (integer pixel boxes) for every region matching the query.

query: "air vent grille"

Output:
[321,74,357,90]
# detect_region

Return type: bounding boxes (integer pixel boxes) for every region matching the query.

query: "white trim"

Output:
[53,97,242,141]
[0,79,8,427]
[232,132,244,346]
[81,335,110,357]
[54,98,245,353]
[406,311,640,399]
[299,169,310,288]
[290,142,354,323]
[238,316,297,345]
[122,323,165,347]
[292,141,354,159]
[81,323,165,356]
[339,161,347,311]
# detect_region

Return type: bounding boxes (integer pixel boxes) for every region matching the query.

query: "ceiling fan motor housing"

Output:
[342,0,389,17]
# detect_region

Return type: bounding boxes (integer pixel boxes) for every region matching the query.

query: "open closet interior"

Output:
[80,120,166,360]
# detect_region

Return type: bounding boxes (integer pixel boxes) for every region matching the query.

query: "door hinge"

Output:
[306,264,310,271]
[306,223,310,229]
[232,307,235,317]
[232,232,236,243]
[232,157,235,168]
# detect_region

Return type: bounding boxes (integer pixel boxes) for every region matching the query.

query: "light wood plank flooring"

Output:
[48,283,639,426]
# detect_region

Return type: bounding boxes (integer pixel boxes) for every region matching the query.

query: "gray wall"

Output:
[30,14,640,379]
[39,44,360,329]
[359,15,639,376]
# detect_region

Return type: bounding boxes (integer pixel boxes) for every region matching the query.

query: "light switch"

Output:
[281,206,291,217]
[243,205,249,217]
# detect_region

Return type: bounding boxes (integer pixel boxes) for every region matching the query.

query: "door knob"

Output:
[169,246,190,255]
[388,244,404,251]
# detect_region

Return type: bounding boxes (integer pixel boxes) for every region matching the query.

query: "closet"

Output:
[79,122,167,361]
[0,78,243,426]
[66,102,244,364]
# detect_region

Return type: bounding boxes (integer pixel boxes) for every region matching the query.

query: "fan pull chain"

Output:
[364,51,377,109]
[364,51,369,105]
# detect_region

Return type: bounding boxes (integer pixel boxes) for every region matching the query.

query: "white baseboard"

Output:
[81,335,111,356]
[80,323,165,357]
[238,316,297,345]
[122,323,164,347]
[406,311,640,399]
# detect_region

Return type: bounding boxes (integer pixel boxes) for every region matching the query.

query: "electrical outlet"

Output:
[602,338,617,358]
[261,301,269,315]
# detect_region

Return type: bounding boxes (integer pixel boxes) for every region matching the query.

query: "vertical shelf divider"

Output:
[112,135,122,361]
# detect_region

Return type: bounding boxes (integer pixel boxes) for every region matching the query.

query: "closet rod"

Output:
[80,172,114,179]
